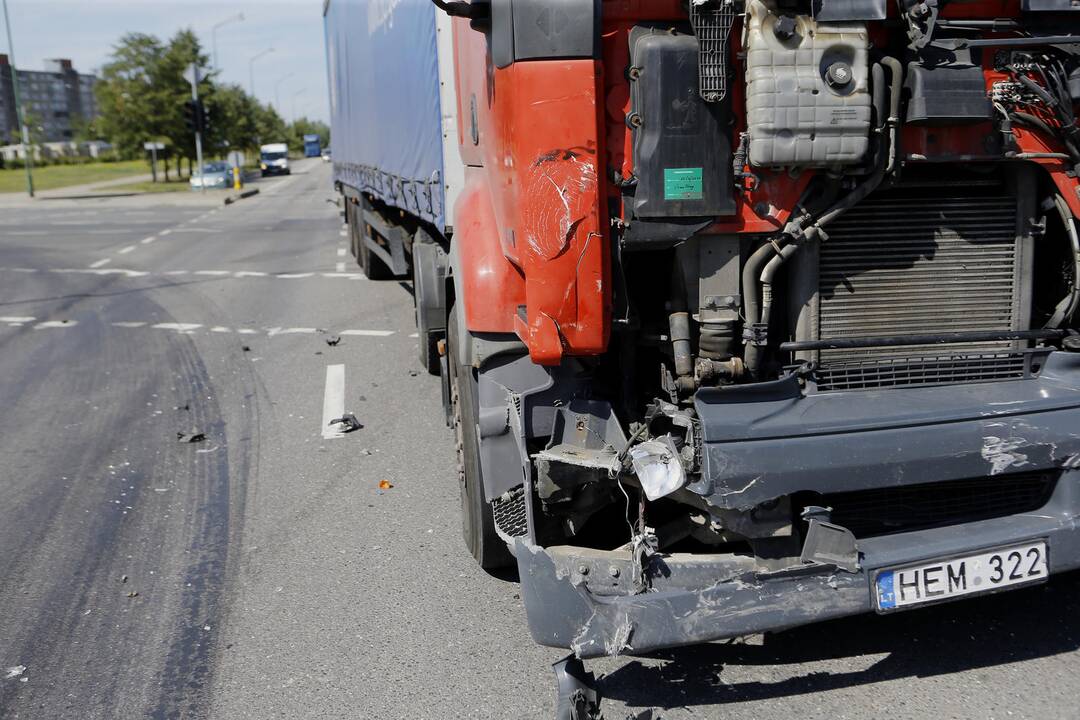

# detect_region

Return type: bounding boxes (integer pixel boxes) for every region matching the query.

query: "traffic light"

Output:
[183,99,198,132]
[200,103,211,136]
[183,99,208,134]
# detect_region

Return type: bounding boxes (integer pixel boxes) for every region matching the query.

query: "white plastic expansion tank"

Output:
[744,0,872,167]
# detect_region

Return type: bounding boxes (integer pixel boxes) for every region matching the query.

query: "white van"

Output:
[259,143,290,177]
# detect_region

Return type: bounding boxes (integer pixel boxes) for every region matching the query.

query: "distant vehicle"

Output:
[259,143,290,177]
[303,134,322,158]
[189,161,233,190]
[321,148,331,162]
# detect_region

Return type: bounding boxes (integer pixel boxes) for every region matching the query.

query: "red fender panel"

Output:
[453,166,524,334]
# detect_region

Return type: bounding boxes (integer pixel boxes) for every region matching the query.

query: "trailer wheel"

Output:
[358,197,393,280]
[448,308,514,570]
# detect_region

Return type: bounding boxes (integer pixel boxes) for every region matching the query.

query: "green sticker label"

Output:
[663,167,703,201]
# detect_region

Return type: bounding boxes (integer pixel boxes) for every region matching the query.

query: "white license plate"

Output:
[874,540,1048,612]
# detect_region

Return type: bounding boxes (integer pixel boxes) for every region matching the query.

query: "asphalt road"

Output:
[1,160,1079,719]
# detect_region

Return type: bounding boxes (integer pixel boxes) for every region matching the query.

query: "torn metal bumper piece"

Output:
[516,469,1080,658]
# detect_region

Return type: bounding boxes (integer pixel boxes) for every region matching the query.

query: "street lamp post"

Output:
[2,0,33,197]
[248,48,274,99]
[291,88,307,124]
[275,72,295,115]
[211,12,244,73]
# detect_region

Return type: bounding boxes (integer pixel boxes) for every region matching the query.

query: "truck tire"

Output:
[358,197,393,280]
[448,308,514,570]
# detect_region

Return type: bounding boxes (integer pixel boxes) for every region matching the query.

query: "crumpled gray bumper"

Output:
[517,471,1080,657]
[516,352,1080,658]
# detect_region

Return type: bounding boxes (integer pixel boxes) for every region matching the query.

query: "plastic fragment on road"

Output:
[325,335,341,346]
[177,431,207,443]
[328,413,362,433]
[379,480,393,490]
[4,665,26,680]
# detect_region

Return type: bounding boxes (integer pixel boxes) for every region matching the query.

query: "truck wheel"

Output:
[448,308,514,570]
[358,198,393,280]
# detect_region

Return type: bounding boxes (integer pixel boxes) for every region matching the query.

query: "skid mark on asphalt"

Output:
[0,318,396,338]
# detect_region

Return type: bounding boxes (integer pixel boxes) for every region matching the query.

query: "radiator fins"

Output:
[818,192,1023,360]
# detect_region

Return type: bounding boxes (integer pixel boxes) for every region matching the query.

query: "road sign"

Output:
[143,142,165,151]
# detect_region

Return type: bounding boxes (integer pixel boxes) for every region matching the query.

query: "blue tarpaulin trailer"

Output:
[303,134,322,158]
[322,0,463,234]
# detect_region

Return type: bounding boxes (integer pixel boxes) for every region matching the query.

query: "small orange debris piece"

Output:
[378,480,393,490]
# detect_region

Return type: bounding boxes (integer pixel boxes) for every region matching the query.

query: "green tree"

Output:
[95,33,165,159]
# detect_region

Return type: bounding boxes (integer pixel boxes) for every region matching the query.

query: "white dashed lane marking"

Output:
[89,258,111,269]
[321,364,347,440]
[0,267,368,281]
[117,245,137,255]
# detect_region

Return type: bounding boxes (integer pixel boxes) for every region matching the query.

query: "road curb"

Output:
[224,188,260,205]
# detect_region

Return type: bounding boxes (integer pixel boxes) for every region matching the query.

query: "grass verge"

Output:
[0,159,155,193]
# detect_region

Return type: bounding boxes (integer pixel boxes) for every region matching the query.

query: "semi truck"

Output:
[324,0,1080,714]
[303,133,323,158]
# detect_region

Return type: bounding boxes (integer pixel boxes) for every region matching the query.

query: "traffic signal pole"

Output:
[187,63,205,194]
[2,0,34,197]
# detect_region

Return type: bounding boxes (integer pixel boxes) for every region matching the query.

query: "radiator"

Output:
[813,186,1028,361]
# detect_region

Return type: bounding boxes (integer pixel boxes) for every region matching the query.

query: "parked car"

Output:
[189,161,233,190]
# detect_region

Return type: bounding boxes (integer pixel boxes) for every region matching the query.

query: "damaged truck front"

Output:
[327,0,1080,706]
[438,0,1080,662]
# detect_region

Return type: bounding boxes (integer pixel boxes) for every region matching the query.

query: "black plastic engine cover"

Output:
[629,28,736,220]
[905,59,993,125]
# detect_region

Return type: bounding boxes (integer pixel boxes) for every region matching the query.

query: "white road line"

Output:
[267,327,317,336]
[140,236,156,245]
[335,262,346,272]
[117,245,136,255]
[34,320,76,329]
[322,272,365,279]
[194,270,231,276]
[233,271,268,277]
[112,321,147,328]
[163,270,189,275]
[209,326,232,333]
[159,229,172,236]
[0,316,34,323]
[237,328,258,334]
[152,323,202,332]
[276,272,315,278]
[9,231,47,236]
[339,329,395,337]
[336,248,347,257]
[339,230,347,237]
[89,258,111,269]
[321,364,347,440]
[409,333,419,338]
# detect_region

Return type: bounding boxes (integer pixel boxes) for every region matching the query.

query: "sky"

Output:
[2,0,329,123]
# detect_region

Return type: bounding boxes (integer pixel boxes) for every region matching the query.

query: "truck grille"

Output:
[810,349,1047,392]
[818,190,1023,360]
[816,471,1058,539]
